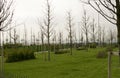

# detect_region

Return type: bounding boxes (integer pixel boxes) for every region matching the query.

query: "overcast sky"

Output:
[14,0,83,30]
[4,0,115,43]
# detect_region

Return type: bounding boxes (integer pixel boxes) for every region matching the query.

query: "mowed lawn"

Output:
[4,48,120,78]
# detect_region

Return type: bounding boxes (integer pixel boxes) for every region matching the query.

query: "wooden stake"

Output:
[108,52,111,78]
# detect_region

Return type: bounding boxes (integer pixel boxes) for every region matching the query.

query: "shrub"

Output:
[106,46,113,52]
[55,49,70,54]
[89,43,97,48]
[5,48,35,63]
[96,51,107,58]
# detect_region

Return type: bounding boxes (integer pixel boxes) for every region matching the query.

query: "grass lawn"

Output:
[3,48,120,78]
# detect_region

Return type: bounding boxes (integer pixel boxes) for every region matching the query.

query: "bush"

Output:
[5,48,35,63]
[89,43,97,48]
[106,46,113,52]
[96,51,107,58]
[55,49,70,54]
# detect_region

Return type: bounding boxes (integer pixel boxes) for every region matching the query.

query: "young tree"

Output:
[0,0,14,77]
[32,32,36,50]
[9,28,19,44]
[90,18,97,43]
[97,24,102,46]
[73,31,77,48]
[24,24,27,45]
[78,23,84,46]
[101,26,106,46]
[52,30,56,53]
[58,31,63,49]
[9,25,12,44]
[41,29,45,51]
[66,11,74,55]
[65,36,69,49]
[39,0,54,61]
[81,9,90,46]
[30,27,33,45]
[108,27,117,45]
[18,29,21,44]
[37,32,40,45]
[110,29,114,45]
[38,19,47,61]
[80,32,84,46]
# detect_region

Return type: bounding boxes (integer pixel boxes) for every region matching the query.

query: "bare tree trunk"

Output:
[81,33,84,46]
[98,14,102,46]
[14,29,16,44]
[48,27,50,61]
[47,0,51,61]
[31,28,33,45]
[33,33,36,45]
[81,9,90,47]
[41,32,44,51]
[73,32,77,49]
[24,24,27,45]
[118,26,120,64]
[117,14,120,64]
[90,18,96,43]
[116,0,120,64]
[86,32,88,45]
[9,28,19,45]
[53,31,56,53]
[58,32,63,49]
[66,11,74,55]
[0,31,4,78]
[109,29,114,46]
[9,25,12,44]
[70,31,73,55]
[102,27,105,46]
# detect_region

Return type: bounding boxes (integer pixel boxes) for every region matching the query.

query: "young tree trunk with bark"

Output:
[66,11,74,55]
[38,0,54,61]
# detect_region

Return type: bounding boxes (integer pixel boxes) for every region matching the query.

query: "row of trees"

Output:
[0,0,120,65]
[2,12,117,47]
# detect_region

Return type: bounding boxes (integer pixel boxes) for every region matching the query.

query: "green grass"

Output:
[2,47,120,78]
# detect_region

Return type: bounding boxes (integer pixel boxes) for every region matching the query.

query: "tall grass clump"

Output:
[5,48,35,63]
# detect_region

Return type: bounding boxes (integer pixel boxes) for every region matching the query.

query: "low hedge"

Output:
[96,51,107,58]
[55,49,70,54]
[5,48,35,63]
[4,43,23,49]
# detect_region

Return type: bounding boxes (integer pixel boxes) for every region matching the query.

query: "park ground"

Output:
[2,47,120,78]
